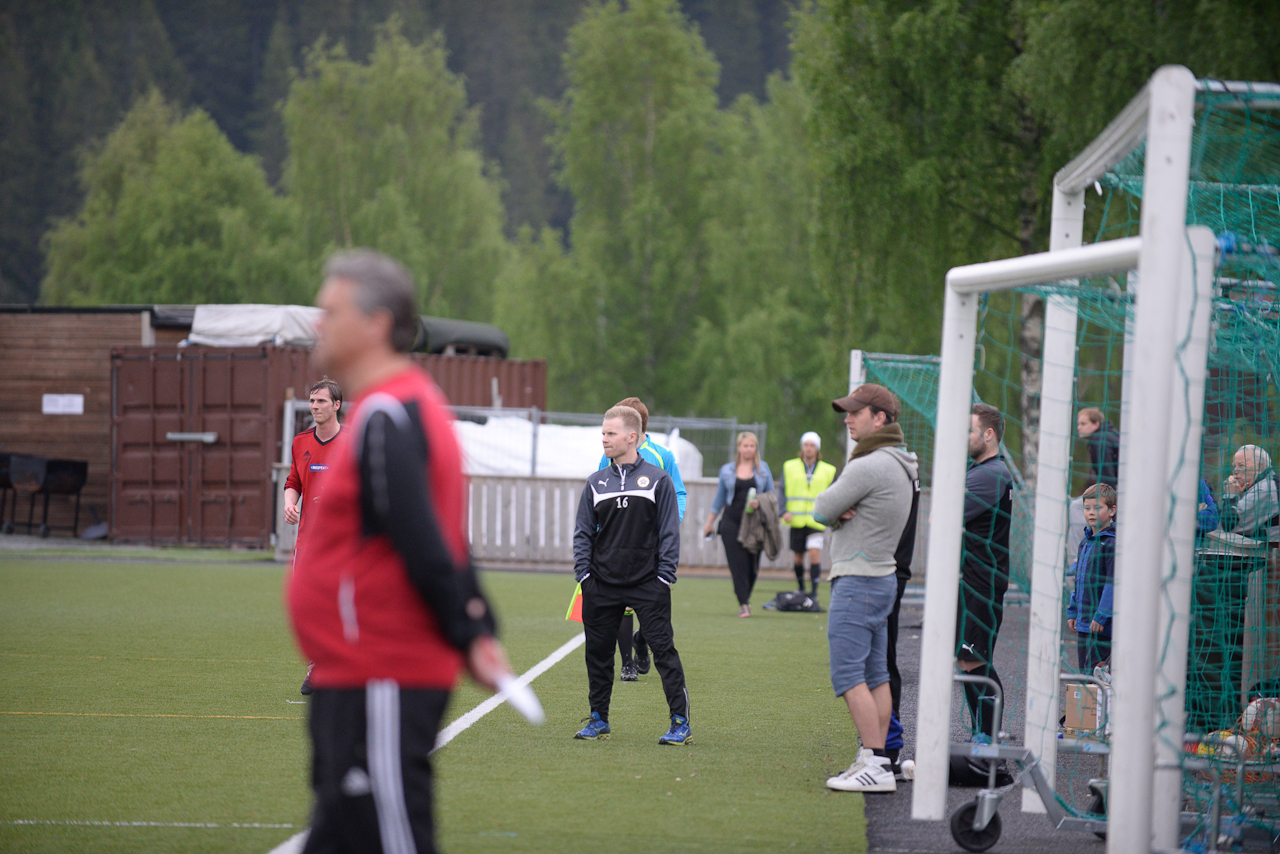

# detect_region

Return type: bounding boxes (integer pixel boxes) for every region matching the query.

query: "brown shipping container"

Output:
[112,346,314,546]
[112,347,547,547]
[412,353,546,409]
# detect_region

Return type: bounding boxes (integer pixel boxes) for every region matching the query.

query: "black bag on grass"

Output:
[767,591,822,612]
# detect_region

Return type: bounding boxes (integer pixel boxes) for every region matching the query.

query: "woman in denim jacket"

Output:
[703,431,775,617]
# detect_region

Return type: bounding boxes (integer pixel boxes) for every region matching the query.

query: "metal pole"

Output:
[530,406,539,478]
[1151,226,1218,848]
[1022,184,1085,813]
[1107,65,1198,854]
[912,284,981,820]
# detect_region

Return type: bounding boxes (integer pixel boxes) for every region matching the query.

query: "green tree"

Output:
[792,0,1280,474]
[493,227,593,393]
[792,0,1054,472]
[1,0,188,303]
[42,91,306,305]
[1011,0,1280,176]
[0,14,42,302]
[282,21,510,320]
[694,72,838,467]
[544,0,724,413]
[793,0,1044,352]
[246,4,295,185]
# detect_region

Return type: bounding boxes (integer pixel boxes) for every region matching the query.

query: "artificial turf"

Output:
[0,555,868,853]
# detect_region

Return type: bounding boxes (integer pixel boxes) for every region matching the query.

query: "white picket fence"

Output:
[465,475,931,573]
[278,472,931,573]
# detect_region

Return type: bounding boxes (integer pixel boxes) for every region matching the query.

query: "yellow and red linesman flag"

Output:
[565,582,583,623]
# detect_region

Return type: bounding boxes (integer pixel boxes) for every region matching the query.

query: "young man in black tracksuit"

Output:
[572,404,690,745]
[957,403,1015,742]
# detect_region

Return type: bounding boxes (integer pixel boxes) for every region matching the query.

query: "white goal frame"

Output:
[909,65,1224,854]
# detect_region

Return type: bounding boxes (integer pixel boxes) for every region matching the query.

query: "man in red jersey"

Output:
[285,378,348,696]
[284,377,345,536]
[288,248,513,854]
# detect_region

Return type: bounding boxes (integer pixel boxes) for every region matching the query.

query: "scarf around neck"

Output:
[848,422,905,461]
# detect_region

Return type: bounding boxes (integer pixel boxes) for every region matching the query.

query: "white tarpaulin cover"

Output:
[453,416,704,480]
[187,304,321,347]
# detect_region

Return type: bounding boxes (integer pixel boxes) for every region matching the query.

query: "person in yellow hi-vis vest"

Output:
[778,432,837,597]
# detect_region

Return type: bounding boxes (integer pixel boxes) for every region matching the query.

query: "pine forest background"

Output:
[2,0,1277,471]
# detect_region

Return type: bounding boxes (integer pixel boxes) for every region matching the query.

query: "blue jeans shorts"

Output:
[827,573,897,697]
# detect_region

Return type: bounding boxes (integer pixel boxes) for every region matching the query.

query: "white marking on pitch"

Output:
[268,829,309,854]
[4,820,294,829]
[432,631,584,753]
[265,631,585,854]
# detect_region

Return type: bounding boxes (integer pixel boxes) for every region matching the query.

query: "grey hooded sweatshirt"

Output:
[813,428,919,578]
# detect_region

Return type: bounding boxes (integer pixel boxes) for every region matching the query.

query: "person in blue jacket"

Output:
[1197,477,1219,535]
[597,397,686,680]
[1066,482,1117,672]
[703,431,774,617]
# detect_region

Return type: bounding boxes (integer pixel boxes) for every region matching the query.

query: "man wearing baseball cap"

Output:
[778,431,837,598]
[813,384,918,793]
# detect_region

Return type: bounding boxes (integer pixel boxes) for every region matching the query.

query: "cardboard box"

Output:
[1064,683,1101,731]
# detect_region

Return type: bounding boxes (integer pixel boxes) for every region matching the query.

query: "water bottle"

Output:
[745,486,757,513]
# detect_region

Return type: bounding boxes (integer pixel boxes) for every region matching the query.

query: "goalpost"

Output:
[911,65,1217,853]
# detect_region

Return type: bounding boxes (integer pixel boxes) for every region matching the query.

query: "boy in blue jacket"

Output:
[1066,483,1117,672]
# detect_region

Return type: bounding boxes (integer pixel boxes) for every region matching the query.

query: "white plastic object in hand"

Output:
[497,674,545,725]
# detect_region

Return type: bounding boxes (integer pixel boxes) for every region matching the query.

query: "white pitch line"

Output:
[267,829,309,854]
[4,820,294,829]
[265,631,585,854]
[431,631,584,753]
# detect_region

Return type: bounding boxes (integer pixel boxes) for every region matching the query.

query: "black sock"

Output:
[871,748,889,759]
[794,561,805,587]
[885,747,899,764]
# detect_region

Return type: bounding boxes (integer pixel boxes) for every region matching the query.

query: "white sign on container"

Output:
[42,393,85,415]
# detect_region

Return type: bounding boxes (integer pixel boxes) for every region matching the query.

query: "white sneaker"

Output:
[826,752,897,792]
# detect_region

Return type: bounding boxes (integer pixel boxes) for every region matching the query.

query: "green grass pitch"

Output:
[0,555,868,853]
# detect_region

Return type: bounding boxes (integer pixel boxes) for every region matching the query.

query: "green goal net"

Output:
[881,79,1280,842]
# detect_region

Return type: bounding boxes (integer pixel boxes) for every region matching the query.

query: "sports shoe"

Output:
[633,631,650,675]
[827,747,871,785]
[621,663,638,682]
[658,714,691,745]
[300,663,315,696]
[827,749,896,792]
[574,712,610,740]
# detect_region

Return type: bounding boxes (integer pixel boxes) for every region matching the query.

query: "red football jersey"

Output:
[285,424,347,553]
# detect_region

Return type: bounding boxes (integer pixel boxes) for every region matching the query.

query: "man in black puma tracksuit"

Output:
[573,404,689,743]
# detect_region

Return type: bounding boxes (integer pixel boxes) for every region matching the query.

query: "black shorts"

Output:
[304,682,450,854]
[789,526,820,554]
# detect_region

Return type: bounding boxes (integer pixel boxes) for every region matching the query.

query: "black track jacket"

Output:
[573,456,680,587]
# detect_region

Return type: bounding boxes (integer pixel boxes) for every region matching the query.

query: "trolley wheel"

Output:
[949,799,1002,852]
[1087,791,1107,840]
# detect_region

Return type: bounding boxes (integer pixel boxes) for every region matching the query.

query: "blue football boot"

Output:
[574,711,610,740]
[658,714,691,745]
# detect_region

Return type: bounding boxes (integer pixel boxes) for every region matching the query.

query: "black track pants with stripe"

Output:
[582,575,688,723]
[304,682,449,854]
